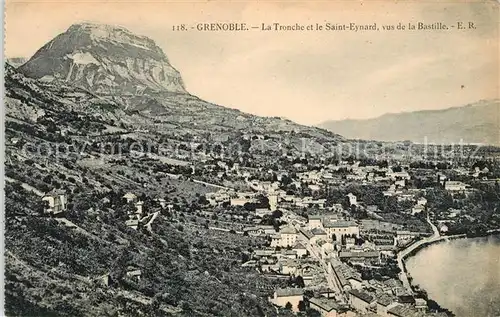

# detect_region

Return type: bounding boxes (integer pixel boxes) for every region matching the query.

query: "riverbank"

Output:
[397,230,500,316]
[404,235,500,317]
[396,214,439,293]
[401,229,500,270]
[402,234,466,263]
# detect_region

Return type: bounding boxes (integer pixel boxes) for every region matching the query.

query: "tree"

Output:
[198,195,209,205]
[384,196,398,213]
[298,300,306,312]
[259,196,270,209]
[306,308,321,317]
[241,252,250,263]
[392,165,402,172]
[285,302,293,310]
[295,275,305,288]
[272,210,283,219]
[243,202,256,211]
[181,302,192,313]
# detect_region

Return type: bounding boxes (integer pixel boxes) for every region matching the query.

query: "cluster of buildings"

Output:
[237,209,439,315]
[215,162,463,316]
[38,155,485,317]
[270,285,438,316]
[123,192,146,230]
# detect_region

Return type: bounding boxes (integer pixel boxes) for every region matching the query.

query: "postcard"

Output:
[3,1,499,316]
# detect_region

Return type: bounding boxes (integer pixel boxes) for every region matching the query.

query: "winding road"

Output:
[396,214,439,293]
[396,214,467,294]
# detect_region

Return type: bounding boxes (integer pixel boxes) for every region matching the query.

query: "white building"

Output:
[125,219,139,230]
[323,220,360,241]
[444,181,467,191]
[347,193,357,206]
[416,197,427,206]
[270,288,304,312]
[347,289,375,313]
[395,231,416,245]
[123,192,137,203]
[255,208,273,218]
[268,193,278,211]
[230,196,256,206]
[271,226,299,248]
[395,179,406,188]
[308,184,321,191]
[439,224,449,233]
[135,201,144,215]
[388,170,411,180]
[309,297,351,317]
[308,215,324,229]
[280,226,299,247]
[411,205,425,215]
[42,191,67,215]
[280,259,299,275]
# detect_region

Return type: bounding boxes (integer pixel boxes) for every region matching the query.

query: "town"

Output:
[4,17,500,317]
[19,134,500,317]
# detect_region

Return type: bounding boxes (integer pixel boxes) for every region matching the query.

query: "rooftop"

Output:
[323,220,358,228]
[293,242,306,249]
[376,293,395,306]
[348,289,374,304]
[44,189,66,197]
[280,226,298,234]
[332,263,362,285]
[339,251,380,258]
[311,227,327,235]
[396,230,413,235]
[446,181,466,185]
[299,229,314,239]
[309,297,345,312]
[387,304,424,317]
[275,288,304,297]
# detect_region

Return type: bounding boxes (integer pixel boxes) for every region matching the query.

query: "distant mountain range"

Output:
[319,100,500,145]
[6,57,27,68]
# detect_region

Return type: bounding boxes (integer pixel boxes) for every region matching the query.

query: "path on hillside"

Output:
[54,217,111,244]
[5,177,45,197]
[192,179,231,190]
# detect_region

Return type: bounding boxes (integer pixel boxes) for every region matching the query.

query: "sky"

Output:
[5,0,499,125]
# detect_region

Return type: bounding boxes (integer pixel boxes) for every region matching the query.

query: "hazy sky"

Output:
[5,0,499,125]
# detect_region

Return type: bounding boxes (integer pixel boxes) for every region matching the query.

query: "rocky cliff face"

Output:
[19,23,186,95]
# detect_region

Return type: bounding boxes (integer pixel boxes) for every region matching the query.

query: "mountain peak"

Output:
[19,22,186,95]
[66,23,159,52]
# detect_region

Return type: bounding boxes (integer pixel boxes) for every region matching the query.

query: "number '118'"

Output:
[173,25,187,31]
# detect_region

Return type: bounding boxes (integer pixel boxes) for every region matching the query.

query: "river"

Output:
[406,235,500,317]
